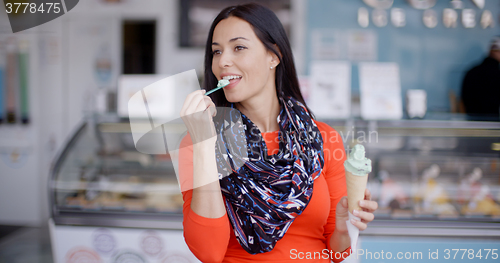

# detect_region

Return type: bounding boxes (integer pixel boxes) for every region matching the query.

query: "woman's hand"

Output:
[180,90,217,145]
[335,188,378,232]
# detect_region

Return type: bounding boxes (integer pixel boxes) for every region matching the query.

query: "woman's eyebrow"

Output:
[212,37,249,46]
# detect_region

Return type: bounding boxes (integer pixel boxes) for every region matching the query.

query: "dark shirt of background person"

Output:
[461,36,500,119]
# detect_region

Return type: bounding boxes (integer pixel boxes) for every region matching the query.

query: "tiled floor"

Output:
[0,226,23,240]
[0,227,53,263]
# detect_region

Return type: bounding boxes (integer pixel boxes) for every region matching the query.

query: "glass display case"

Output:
[49,114,184,229]
[48,112,500,262]
[49,114,200,263]
[320,115,500,238]
[50,113,500,233]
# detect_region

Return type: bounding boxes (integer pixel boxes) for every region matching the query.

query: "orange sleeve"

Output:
[179,133,231,263]
[316,122,352,262]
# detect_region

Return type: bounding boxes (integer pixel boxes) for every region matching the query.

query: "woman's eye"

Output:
[235,45,247,51]
[212,50,221,55]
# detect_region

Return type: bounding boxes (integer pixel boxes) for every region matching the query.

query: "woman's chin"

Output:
[224,94,244,104]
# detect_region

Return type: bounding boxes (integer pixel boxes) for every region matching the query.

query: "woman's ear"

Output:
[270,44,281,67]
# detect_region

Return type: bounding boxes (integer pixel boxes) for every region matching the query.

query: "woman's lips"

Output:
[223,78,241,90]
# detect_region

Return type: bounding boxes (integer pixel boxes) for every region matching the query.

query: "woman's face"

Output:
[211,16,279,103]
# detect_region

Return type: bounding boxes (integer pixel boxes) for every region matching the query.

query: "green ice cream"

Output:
[217,79,230,88]
[344,144,372,176]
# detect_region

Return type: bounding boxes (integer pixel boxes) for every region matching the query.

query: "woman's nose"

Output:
[218,51,232,68]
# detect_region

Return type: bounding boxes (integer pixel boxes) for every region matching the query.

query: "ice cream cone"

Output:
[344,144,372,213]
[346,171,368,213]
[343,144,372,256]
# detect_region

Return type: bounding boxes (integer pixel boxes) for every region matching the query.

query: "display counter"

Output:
[48,114,197,263]
[49,118,184,228]
[320,114,500,262]
[48,113,500,262]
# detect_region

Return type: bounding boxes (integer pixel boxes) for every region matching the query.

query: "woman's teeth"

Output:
[222,75,242,80]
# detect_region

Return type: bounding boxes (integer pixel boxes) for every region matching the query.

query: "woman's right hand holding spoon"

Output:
[180,90,217,146]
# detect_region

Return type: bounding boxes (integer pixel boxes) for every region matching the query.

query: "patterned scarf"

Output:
[212,95,324,254]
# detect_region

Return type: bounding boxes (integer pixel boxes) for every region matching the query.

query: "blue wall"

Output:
[306,0,499,112]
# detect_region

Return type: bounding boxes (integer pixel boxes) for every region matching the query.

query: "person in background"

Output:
[178,3,377,262]
[461,36,500,119]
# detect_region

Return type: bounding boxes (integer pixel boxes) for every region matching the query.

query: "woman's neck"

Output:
[236,91,280,133]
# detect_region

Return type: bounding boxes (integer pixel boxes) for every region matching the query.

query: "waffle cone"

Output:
[346,171,368,213]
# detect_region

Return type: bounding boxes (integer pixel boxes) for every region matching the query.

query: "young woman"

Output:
[179,3,378,262]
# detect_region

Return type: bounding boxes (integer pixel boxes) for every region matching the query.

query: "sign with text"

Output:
[359,62,403,120]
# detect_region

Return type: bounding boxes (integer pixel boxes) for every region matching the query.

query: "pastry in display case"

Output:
[378,170,410,213]
[416,164,458,216]
[459,168,500,216]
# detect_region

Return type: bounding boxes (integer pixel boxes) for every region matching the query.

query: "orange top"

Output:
[179,120,351,263]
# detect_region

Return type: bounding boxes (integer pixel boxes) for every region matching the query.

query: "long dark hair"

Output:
[202,3,315,119]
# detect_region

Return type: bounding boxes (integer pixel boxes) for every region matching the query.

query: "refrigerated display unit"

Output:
[49,112,500,262]
[48,113,198,263]
[321,115,500,262]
